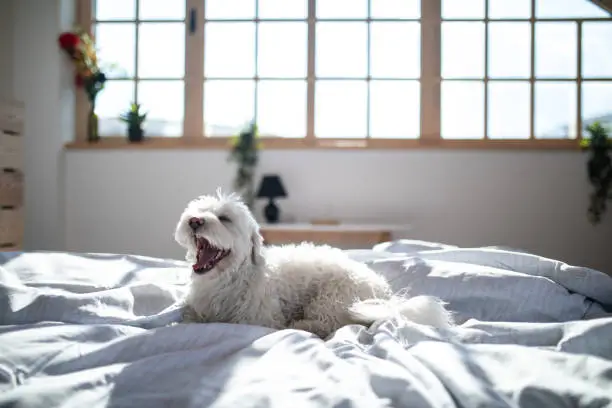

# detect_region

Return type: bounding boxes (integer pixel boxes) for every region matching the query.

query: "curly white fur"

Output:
[175,190,453,339]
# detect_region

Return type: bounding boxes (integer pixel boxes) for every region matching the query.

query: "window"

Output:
[93,0,186,137]
[71,0,612,149]
[441,0,612,142]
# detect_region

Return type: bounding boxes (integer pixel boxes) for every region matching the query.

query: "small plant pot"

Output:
[127,126,144,143]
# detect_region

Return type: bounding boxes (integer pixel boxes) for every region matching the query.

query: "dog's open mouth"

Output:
[193,237,230,274]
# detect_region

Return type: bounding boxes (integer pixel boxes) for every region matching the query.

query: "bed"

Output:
[1,241,612,408]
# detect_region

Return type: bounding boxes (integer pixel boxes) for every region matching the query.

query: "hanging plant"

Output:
[581,121,612,224]
[228,122,261,209]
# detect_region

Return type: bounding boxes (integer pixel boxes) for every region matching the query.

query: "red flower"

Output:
[74,74,84,88]
[58,32,80,50]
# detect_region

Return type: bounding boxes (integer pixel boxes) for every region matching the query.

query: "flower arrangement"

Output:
[58,28,108,142]
[228,122,261,209]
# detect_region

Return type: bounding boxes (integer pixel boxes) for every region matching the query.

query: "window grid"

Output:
[91,5,188,82]
[73,0,612,149]
[366,0,372,140]
[441,1,612,141]
[254,0,259,121]
[530,0,536,140]
[484,0,489,140]
[313,8,422,140]
[306,0,315,144]
[90,0,188,137]
[201,1,422,140]
[133,0,140,104]
[202,4,308,138]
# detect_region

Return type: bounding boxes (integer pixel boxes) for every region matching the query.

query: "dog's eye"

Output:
[218,215,231,223]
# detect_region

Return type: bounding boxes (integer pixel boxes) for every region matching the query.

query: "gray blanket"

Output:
[1,246,611,408]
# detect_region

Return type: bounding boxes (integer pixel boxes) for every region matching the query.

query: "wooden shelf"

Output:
[64,137,582,151]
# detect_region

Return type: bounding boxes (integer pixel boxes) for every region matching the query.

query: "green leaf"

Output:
[583,118,612,223]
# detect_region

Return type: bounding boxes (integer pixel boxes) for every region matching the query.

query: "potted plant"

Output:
[581,121,612,224]
[120,102,147,143]
[228,122,261,209]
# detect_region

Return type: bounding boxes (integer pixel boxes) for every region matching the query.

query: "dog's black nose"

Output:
[189,217,205,231]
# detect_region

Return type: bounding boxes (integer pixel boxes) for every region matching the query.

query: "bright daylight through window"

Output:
[83,0,612,148]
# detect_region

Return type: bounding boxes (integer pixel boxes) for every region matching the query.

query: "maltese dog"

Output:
[175,190,453,339]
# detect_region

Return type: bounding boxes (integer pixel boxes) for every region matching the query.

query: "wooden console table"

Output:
[259,223,409,247]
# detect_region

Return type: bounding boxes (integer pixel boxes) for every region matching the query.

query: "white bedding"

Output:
[1,243,612,408]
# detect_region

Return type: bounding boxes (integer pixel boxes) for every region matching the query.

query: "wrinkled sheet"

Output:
[1,248,612,408]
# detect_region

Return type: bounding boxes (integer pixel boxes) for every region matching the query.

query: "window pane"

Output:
[258,23,307,78]
[488,82,530,139]
[370,80,420,139]
[582,23,612,79]
[488,0,531,19]
[441,81,484,139]
[204,80,255,136]
[138,81,184,137]
[95,23,136,78]
[315,81,367,138]
[442,22,485,79]
[205,23,255,78]
[370,22,420,78]
[442,0,485,19]
[257,80,306,138]
[138,23,185,78]
[316,0,368,19]
[536,0,609,18]
[97,81,135,136]
[139,0,185,20]
[206,0,255,19]
[370,0,420,19]
[488,22,530,78]
[535,23,577,79]
[534,82,577,139]
[316,23,368,78]
[582,82,612,135]
[95,0,136,20]
[258,0,307,19]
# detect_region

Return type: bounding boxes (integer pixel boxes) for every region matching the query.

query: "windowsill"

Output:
[64,137,582,151]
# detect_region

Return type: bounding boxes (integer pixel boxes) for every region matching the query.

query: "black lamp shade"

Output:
[256,174,287,199]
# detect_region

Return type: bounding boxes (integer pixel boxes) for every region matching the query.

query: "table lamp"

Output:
[256,174,287,223]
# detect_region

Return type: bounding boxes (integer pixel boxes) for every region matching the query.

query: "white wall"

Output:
[65,149,612,274]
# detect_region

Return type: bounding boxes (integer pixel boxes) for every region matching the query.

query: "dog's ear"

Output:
[250,231,264,265]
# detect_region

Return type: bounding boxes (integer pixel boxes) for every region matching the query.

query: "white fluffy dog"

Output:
[175,190,453,339]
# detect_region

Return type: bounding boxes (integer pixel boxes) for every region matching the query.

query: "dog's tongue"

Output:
[196,247,217,265]
[193,237,218,271]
